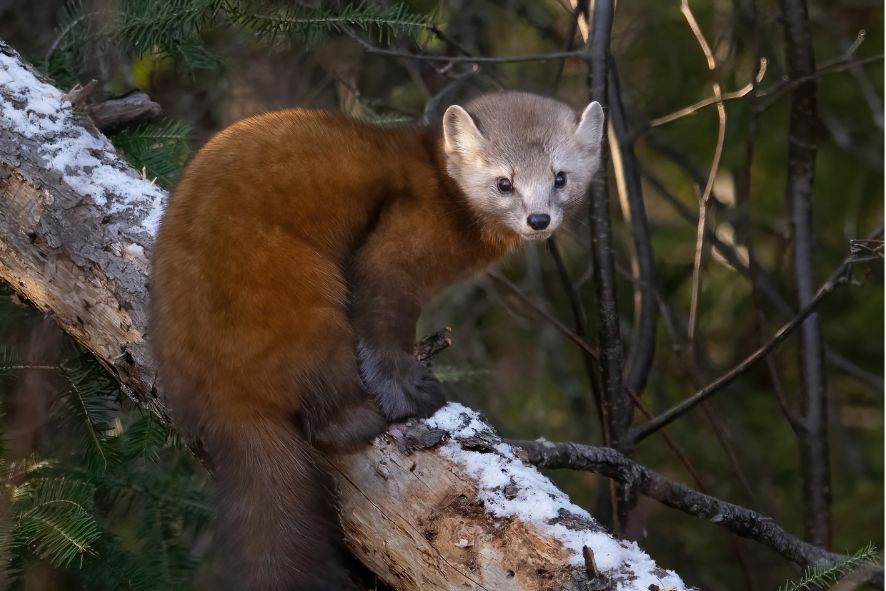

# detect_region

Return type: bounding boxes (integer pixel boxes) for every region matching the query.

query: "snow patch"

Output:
[426,403,688,591]
[0,51,166,236]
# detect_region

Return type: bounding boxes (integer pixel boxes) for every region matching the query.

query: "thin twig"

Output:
[346,30,585,64]
[552,0,588,90]
[630,242,877,443]
[634,53,883,137]
[486,272,599,360]
[640,147,883,393]
[546,238,604,427]
[754,53,883,112]
[649,58,767,127]
[833,30,883,130]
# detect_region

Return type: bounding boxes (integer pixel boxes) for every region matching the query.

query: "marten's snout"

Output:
[527,214,550,230]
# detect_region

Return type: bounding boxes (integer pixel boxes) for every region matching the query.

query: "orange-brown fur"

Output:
[150,110,519,590]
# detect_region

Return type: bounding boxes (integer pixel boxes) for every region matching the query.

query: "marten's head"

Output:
[442,92,604,241]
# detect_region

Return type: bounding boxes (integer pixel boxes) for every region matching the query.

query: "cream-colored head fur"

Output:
[443,92,604,240]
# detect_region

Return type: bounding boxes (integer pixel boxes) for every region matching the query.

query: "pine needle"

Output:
[778,544,879,591]
[111,120,192,189]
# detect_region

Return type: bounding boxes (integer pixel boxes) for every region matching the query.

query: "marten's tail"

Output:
[206,415,352,591]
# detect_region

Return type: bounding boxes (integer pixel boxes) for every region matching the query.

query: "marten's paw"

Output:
[357,344,446,422]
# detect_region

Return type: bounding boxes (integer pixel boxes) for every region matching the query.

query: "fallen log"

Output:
[0,39,690,591]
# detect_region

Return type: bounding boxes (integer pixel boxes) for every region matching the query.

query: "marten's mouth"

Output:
[519,228,554,241]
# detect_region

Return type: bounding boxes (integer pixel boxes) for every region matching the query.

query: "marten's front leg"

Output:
[348,243,445,422]
[356,340,445,421]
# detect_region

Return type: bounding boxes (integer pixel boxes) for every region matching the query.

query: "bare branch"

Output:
[511,439,884,587]
[586,0,633,532]
[586,0,627,448]
[755,53,883,112]
[734,0,800,431]
[88,91,162,131]
[779,0,831,549]
[637,53,883,135]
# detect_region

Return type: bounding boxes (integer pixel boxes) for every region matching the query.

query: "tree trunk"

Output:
[0,39,690,591]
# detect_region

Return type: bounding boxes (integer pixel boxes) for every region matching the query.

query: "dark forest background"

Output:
[0,0,882,589]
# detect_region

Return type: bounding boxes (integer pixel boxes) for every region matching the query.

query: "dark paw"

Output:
[357,343,446,422]
[402,362,446,419]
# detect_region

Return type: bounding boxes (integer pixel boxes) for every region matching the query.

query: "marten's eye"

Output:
[497,177,513,193]
[554,172,567,188]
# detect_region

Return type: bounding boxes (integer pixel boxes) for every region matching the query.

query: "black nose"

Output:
[527,213,551,231]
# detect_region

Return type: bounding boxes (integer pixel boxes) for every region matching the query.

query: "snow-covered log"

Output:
[0,40,690,591]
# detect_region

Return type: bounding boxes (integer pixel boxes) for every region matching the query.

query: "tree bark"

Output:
[586,0,634,535]
[779,0,831,549]
[0,40,690,591]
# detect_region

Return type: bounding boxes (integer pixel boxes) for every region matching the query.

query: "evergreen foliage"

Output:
[227,1,433,46]
[38,0,433,187]
[11,476,101,569]
[41,0,432,85]
[40,0,90,90]
[111,120,192,189]
[778,544,879,591]
[7,3,438,586]
[0,292,211,589]
[116,0,221,70]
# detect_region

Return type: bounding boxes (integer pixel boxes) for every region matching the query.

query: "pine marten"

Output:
[150,91,604,590]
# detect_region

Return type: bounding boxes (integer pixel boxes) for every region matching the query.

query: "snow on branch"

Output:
[0,39,690,590]
[0,48,165,237]
[513,438,884,588]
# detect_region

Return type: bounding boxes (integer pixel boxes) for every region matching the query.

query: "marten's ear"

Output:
[575,101,605,150]
[443,105,485,157]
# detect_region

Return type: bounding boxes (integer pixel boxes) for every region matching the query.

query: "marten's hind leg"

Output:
[297,320,387,451]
